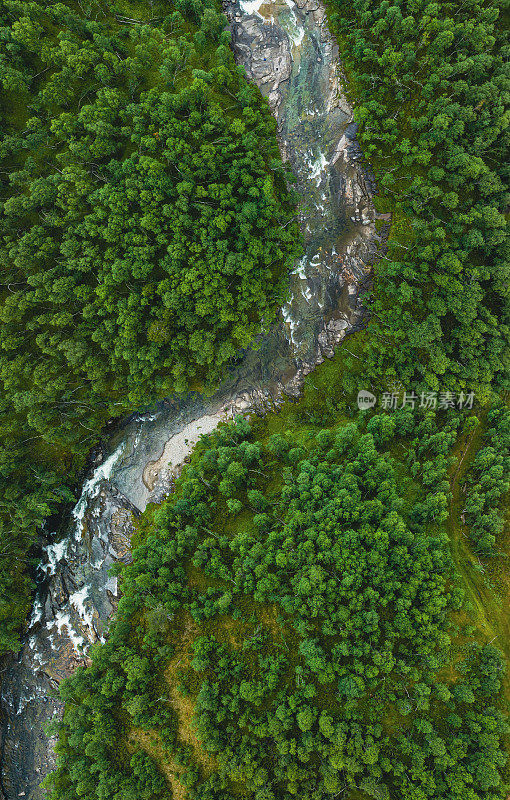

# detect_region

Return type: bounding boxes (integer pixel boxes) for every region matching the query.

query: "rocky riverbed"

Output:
[0,1,386,796]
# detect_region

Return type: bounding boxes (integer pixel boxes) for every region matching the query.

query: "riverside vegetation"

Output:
[47,405,510,800]
[0,0,300,651]
[328,0,509,393]
[2,0,509,798]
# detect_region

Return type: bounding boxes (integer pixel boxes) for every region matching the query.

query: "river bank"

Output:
[0,1,384,795]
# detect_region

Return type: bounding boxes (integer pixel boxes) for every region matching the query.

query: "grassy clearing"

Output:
[128,727,186,799]
[447,404,510,702]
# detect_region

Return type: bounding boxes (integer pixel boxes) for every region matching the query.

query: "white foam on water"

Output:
[292,257,308,279]
[28,597,43,628]
[69,585,91,619]
[281,297,300,345]
[27,634,45,665]
[53,610,86,652]
[68,584,105,642]
[240,0,266,17]
[72,443,125,538]
[301,283,313,303]
[41,539,68,577]
[310,152,328,184]
[129,418,148,454]
[134,411,160,424]
[282,0,305,47]
[16,692,40,715]
[306,104,322,118]
[290,27,304,47]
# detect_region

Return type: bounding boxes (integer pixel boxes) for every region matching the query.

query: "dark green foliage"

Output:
[0,0,300,651]
[5,0,510,795]
[464,406,510,554]
[330,0,509,392]
[47,414,510,800]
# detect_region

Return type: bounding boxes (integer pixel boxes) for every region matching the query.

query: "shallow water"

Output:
[0,2,383,795]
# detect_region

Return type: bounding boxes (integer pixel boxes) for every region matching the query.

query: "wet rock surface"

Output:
[0,1,384,796]
[0,479,137,799]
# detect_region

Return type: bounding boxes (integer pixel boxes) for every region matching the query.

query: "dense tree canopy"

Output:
[0,0,299,651]
[1,0,508,795]
[463,405,510,555]
[329,0,509,392]
[47,412,510,800]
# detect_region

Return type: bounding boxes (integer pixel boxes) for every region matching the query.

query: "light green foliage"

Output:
[464,405,510,554]
[0,0,300,651]
[47,413,510,800]
[330,0,509,393]
[3,1,510,796]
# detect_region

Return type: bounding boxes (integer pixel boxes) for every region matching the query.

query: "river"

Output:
[0,0,385,795]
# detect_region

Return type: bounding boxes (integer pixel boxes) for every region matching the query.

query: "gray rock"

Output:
[0,485,136,799]
[0,0,382,795]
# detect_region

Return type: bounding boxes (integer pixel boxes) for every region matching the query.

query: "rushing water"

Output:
[0,2,385,796]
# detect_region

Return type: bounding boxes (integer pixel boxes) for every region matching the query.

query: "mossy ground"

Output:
[41,2,509,794]
[126,322,509,798]
[447,399,510,700]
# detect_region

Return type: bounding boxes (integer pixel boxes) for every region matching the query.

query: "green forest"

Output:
[330,0,509,392]
[0,0,509,798]
[47,405,510,800]
[0,0,300,651]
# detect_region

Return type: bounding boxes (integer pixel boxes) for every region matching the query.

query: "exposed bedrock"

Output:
[0,1,385,796]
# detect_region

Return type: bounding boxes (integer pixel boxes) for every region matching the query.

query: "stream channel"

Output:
[0,1,387,795]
